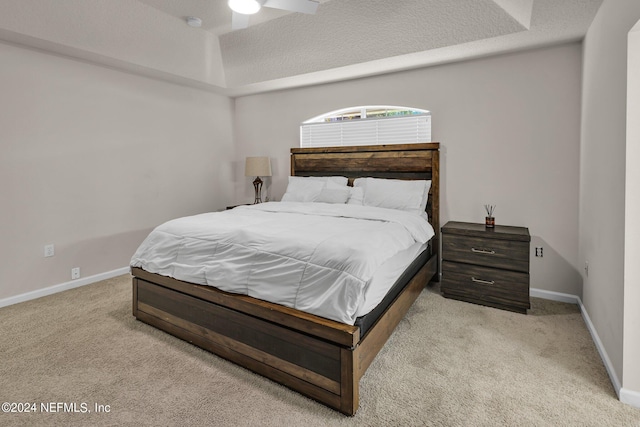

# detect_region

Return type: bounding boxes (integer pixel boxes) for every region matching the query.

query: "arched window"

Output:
[300,106,431,148]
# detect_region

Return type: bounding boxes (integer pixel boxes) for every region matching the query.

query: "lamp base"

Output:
[253,176,263,204]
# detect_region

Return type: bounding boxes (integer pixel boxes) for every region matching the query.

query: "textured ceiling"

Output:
[220,0,530,86]
[138,0,333,35]
[0,0,603,97]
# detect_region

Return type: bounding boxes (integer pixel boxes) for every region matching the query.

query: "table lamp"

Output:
[245,157,272,204]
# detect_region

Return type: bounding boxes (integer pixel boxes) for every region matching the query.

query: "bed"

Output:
[131,143,440,415]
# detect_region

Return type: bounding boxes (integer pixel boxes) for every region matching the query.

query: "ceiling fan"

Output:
[228,0,319,30]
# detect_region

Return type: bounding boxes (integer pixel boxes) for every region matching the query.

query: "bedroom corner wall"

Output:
[0,41,234,302]
[580,0,640,399]
[233,43,582,298]
[623,20,640,401]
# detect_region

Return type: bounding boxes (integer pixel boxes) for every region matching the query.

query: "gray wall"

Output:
[0,41,235,301]
[234,43,583,297]
[581,0,640,395]
[3,4,639,401]
[626,21,640,397]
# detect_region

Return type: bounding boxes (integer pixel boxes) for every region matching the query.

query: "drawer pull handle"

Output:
[471,248,495,255]
[471,277,495,285]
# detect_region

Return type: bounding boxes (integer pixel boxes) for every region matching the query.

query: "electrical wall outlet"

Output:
[585,261,589,277]
[535,247,543,257]
[71,267,80,280]
[44,244,55,257]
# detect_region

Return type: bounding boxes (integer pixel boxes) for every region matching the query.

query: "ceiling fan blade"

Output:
[263,0,319,14]
[231,11,250,29]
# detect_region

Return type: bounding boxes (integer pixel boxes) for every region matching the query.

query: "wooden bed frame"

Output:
[132,143,440,415]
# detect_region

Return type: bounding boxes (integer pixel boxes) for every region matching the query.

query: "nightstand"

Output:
[441,221,531,314]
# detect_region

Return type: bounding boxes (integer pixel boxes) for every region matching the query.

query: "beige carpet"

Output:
[1,275,639,427]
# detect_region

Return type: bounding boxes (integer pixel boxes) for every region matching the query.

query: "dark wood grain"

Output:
[441,221,530,313]
[441,261,530,306]
[135,309,344,407]
[132,143,441,416]
[442,221,531,242]
[442,234,529,273]
[132,267,359,347]
[340,347,358,415]
[290,143,440,154]
[430,150,440,279]
[293,152,433,174]
[137,280,341,376]
[290,143,440,267]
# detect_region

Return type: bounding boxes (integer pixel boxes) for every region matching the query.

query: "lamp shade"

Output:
[245,157,272,177]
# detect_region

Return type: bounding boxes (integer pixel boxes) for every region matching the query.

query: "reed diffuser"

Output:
[484,204,495,228]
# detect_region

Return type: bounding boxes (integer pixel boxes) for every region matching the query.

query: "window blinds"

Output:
[300,115,431,148]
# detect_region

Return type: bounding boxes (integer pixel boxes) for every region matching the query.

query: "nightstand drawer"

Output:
[442,234,529,273]
[441,261,530,308]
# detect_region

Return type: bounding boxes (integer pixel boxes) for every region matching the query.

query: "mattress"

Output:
[355,246,430,336]
[130,202,434,325]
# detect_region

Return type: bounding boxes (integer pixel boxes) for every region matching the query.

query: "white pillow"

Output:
[354,177,431,214]
[346,186,364,205]
[419,180,432,212]
[281,176,325,202]
[315,187,351,204]
[324,180,346,190]
[305,176,348,186]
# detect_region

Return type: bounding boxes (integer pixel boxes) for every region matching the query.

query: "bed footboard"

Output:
[132,253,436,415]
[134,276,352,412]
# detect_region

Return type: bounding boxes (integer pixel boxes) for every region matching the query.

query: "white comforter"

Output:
[130,202,434,324]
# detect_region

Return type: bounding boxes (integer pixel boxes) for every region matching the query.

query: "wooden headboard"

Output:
[290,143,440,262]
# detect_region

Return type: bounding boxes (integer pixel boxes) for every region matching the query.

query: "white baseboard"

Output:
[0,266,130,309]
[577,298,623,395]
[621,388,640,408]
[530,287,580,304]
[620,387,640,408]
[531,287,631,405]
